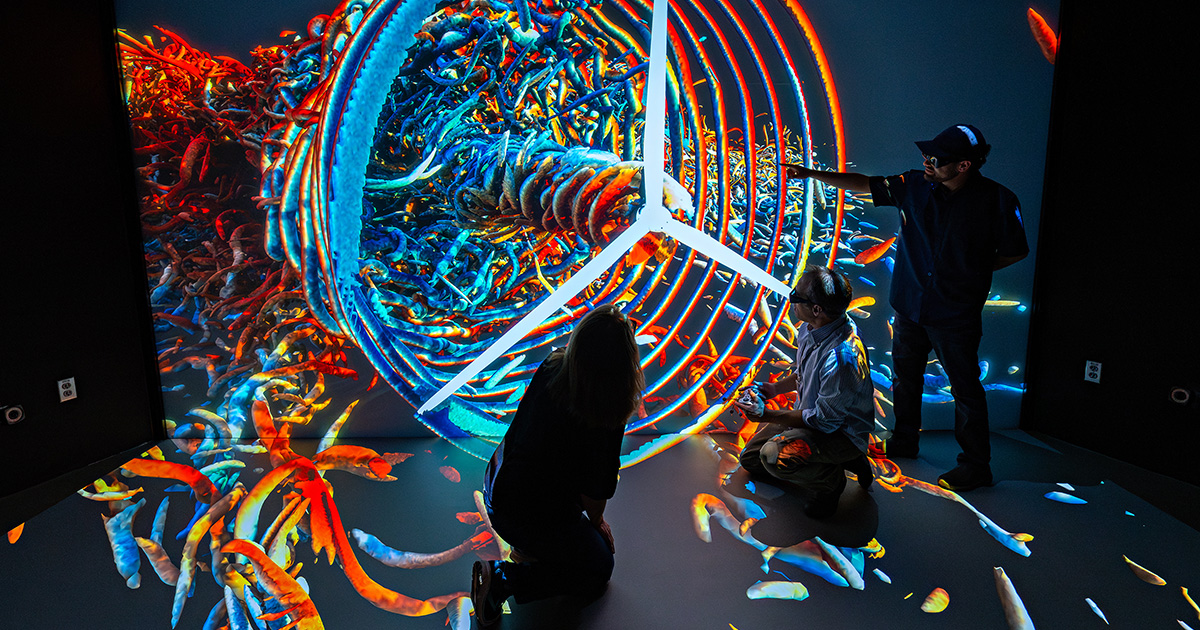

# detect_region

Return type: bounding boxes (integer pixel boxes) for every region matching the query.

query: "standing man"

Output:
[733,265,875,519]
[783,124,1028,492]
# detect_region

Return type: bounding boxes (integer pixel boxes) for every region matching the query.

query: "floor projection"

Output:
[3,434,1198,628]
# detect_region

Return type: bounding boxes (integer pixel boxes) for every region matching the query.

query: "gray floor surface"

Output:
[2,431,1198,629]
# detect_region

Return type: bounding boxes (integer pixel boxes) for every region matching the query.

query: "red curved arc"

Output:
[706,0,789,273]
[665,0,792,426]
[678,0,756,260]
[666,23,708,230]
[620,1,728,405]
[634,21,706,344]
[779,0,846,267]
[669,0,735,246]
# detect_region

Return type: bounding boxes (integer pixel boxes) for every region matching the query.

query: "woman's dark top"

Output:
[484,350,624,532]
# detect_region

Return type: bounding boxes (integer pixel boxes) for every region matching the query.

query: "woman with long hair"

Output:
[472,304,644,626]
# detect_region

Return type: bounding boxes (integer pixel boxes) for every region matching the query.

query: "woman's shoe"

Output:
[471,561,505,627]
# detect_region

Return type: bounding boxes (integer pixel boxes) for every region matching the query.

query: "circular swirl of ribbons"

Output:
[260,0,852,461]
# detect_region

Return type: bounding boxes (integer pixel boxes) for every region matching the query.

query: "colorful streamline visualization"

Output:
[123,0,1029,463]
[3,0,1054,627]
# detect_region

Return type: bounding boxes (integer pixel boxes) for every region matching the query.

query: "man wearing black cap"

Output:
[782,124,1028,492]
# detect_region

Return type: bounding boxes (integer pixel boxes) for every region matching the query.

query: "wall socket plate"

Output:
[1084,361,1101,384]
[3,405,24,424]
[58,377,77,402]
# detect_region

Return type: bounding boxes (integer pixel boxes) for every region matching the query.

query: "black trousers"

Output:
[484,444,614,604]
[739,424,862,496]
[488,509,614,604]
[890,313,990,469]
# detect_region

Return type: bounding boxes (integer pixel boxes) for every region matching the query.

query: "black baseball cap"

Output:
[915,124,990,163]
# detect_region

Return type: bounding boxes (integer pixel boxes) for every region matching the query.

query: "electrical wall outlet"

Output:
[58,377,77,402]
[3,405,24,424]
[1084,361,1101,384]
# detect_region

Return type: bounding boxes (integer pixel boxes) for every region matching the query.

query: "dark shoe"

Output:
[867,438,918,460]
[471,561,504,627]
[937,465,993,492]
[803,473,845,519]
[844,454,874,491]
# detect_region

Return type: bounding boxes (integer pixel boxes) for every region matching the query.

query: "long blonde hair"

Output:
[548,304,644,429]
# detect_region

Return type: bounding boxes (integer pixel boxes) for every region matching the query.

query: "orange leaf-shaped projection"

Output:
[252,398,279,441]
[7,523,24,544]
[121,459,219,503]
[367,458,392,479]
[691,494,757,546]
[382,452,414,465]
[854,237,896,265]
[298,477,467,615]
[439,466,462,483]
[297,478,338,566]
[469,529,503,561]
[261,359,358,380]
[456,512,483,525]
[626,232,665,267]
[921,587,949,613]
[1181,586,1198,619]
[1122,555,1167,585]
[253,399,301,468]
[848,296,876,310]
[313,445,394,480]
[736,420,761,451]
[222,540,325,630]
[234,458,318,544]
[1027,8,1058,64]
[265,497,310,568]
[173,486,246,627]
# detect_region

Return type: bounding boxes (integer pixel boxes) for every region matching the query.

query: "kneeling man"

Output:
[734,265,874,518]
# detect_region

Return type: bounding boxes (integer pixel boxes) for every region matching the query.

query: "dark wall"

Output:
[1023,0,1199,485]
[0,0,163,528]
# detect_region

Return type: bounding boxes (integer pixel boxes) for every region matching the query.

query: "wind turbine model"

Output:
[418,0,793,416]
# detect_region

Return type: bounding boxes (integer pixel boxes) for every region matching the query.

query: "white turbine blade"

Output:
[418,0,788,416]
[642,0,669,217]
[636,0,787,298]
[665,221,791,296]
[417,225,650,414]
[420,0,675,415]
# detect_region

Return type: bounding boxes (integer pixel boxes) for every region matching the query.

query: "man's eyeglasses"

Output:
[923,154,958,169]
[789,291,815,305]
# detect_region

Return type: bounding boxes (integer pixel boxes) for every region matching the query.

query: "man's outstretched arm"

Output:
[782,164,872,193]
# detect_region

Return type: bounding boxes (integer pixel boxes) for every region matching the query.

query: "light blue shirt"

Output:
[793,315,875,452]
